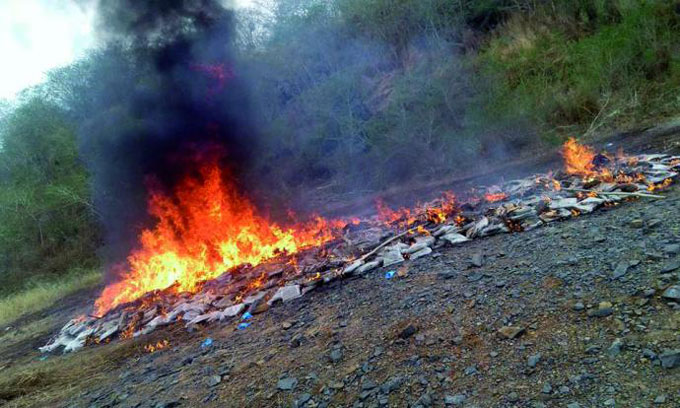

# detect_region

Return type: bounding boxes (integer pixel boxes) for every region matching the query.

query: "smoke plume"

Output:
[80,0,256,266]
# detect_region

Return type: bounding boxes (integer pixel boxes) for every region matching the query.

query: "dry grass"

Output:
[0,271,101,327]
[492,14,544,59]
[0,340,142,407]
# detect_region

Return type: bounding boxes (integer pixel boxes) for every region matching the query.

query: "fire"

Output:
[375,198,415,227]
[484,192,508,202]
[247,273,267,290]
[578,191,597,199]
[94,155,347,316]
[426,207,447,224]
[377,192,458,227]
[550,179,562,191]
[307,272,321,282]
[415,225,430,235]
[648,178,672,192]
[562,138,596,177]
[144,339,169,353]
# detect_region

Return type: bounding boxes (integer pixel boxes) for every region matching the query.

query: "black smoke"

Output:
[80,0,256,265]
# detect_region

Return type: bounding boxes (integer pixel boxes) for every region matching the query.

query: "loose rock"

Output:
[277,377,298,391]
[659,350,680,369]
[661,286,680,301]
[444,394,466,406]
[498,326,525,339]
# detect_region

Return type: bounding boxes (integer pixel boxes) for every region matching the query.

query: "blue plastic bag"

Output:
[237,322,250,330]
[201,338,213,348]
[385,270,396,279]
[241,311,253,321]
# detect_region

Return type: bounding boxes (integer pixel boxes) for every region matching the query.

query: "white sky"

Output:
[0,0,256,100]
[0,0,95,99]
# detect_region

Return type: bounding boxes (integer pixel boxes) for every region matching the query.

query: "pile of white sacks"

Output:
[41,153,679,353]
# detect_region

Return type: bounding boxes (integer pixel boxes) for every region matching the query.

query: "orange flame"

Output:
[484,192,508,202]
[648,178,672,192]
[377,192,458,227]
[415,225,430,235]
[552,179,562,191]
[562,138,596,177]
[375,198,416,227]
[94,157,347,316]
[144,339,169,353]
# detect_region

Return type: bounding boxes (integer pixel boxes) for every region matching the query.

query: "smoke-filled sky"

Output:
[0,0,255,99]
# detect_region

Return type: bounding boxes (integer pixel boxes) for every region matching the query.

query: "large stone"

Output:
[607,338,624,357]
[661,260,680,273]
[399,324,418,339]
[612,261,629,279]
[470,252,484,267]
[268,285,302,305]
[498,326,525,339]
[445,394,466,405]
[659,350,680,369]
[277,377,298,391]
[587,302,613,317]
[528,353,542,368]
[661,286,680,301]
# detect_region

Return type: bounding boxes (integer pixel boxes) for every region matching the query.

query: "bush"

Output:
[238,0,544,204]
[479,0,680,135]
[0,99,100,294]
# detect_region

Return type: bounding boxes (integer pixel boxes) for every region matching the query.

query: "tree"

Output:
[0,99,99,293]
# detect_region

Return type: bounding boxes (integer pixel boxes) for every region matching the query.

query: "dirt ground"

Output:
[2,125,680,408]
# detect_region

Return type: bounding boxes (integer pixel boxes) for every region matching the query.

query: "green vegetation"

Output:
[480,0,680,137]
[0,99,100,299]
[240,0,680,198]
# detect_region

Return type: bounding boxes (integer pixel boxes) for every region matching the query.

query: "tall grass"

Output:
[479,1,680,138]
[0,270,101,326]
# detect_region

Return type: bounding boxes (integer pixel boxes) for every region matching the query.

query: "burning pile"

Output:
[41,139,680,353]
[93,152,351,318]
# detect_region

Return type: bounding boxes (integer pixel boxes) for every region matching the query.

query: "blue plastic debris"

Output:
[385,270,396,279]
[201,338,213,348]
[241,311,253,321]
[237,322,250,330]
